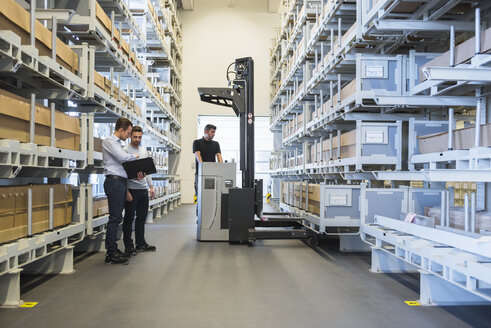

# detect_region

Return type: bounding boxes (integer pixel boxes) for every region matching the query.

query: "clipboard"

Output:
[122,157,157,179]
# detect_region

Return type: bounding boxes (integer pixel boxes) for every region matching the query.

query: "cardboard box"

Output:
[104,77,112,89]
[333,80,356,104]
[0,89,80,150]
[94,137,103,153]
[94,70,105,90]
[420,26,491,82]
[112,86,120,100]
[103,77,113,94]
[0,184,72,244]
[113,28,121,45]
[292,183,321,214]
[339,22,358,47]
[146,79,153,91]
[134,104,142,116]
[329,129,357,159]
[147,0,156,19]
[92,196,108,217]
[418,123,491,154]
[119,92,128,107]
[0,0,79,73]
[95,1,112,34]
[322,139,329,151]
[135,58,143,73]
[307,203,321,215]
[121,38,130,57]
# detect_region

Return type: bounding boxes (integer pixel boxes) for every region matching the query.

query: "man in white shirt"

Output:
[122,126,157,256]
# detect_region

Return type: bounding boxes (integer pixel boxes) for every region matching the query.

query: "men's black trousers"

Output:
[123,189,149,249]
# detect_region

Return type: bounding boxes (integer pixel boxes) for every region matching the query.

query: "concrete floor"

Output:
[1,205,490,328]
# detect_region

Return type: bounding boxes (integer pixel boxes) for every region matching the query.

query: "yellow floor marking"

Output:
[21,302,38,308]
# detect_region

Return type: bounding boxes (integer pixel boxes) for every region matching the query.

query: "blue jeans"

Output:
[104,177,127,255]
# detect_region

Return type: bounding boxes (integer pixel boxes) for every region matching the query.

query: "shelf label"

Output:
[364,130,385,144]
[365,65,384,78]
[404,301,421,306]
[329,194,348,206]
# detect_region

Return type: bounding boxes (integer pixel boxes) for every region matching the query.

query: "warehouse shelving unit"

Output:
[270,0,491,305]
[0,0,182,307]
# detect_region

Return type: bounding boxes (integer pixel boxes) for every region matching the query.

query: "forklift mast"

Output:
[197,58,316,244]
[197,57,255,189]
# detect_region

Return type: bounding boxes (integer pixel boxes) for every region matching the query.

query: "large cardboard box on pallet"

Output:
[0,184,72,244]
[0,0,79,73]
[418,123,491,154]
[0,89,80,150]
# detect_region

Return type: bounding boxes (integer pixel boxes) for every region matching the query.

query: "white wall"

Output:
[178,0,279,204]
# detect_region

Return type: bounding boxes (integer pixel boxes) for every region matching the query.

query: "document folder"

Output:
[122,157,157,179]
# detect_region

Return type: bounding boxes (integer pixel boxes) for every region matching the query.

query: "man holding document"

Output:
[122,126,157,257]
[102,118,145,265]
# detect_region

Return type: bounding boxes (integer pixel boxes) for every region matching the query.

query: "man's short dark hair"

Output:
[115,118,133,131]
[131,126,143,134]
[204,124,216,131]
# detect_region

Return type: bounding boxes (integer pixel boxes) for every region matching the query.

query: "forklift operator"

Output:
[193,124,223,198]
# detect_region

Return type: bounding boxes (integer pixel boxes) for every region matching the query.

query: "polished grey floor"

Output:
[1,205,490,328]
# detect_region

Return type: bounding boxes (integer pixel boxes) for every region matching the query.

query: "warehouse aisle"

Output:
[1,205,490,328]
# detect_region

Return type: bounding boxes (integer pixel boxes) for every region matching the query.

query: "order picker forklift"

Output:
[197,57,318,245]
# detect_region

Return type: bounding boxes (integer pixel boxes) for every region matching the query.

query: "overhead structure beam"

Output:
[423,67,491,83]
[376,20,475,32]
[375,95,478,107]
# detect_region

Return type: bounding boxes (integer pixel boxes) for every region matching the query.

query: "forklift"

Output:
[197,57,318,245]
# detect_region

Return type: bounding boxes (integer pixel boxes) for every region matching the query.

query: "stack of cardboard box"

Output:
[0,0,79,73]
[282,113,303,140]
[281,181,321,215]
[93,70,142,117]
[0,184,73,244]
[95,1,143,74]
[419,26,491,82]
[0,89,80,151]
[417,123,491,154]
[446,182,477,208]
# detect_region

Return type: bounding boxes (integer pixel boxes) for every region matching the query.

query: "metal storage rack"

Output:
[0,0,182,307]
[270,0,491,305]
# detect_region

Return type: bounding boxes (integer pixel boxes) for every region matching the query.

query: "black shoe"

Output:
[135,243,156,252]
[124,248,138,257]
[105,252,129,265]
[115,249,132,259]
